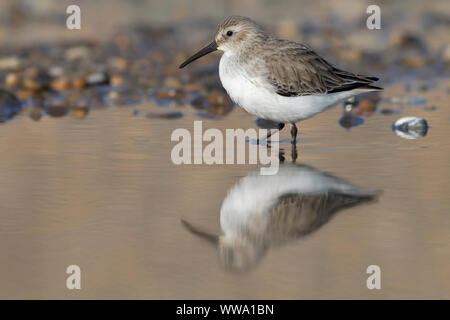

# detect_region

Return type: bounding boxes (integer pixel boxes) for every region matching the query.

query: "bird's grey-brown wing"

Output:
[264,192,378,245]
[263,39,380,96]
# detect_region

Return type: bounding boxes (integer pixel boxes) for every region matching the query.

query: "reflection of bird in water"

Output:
[182,164,381,273]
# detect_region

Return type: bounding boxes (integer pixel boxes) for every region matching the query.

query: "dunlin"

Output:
[180,16,382,143]
[182,164,380,272]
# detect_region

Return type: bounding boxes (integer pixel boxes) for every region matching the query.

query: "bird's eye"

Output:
[226,30,233,37]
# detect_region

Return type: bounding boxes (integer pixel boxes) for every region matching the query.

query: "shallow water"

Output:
[0,79,449,299]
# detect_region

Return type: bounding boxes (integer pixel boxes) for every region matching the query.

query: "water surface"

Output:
[0,81,449,299]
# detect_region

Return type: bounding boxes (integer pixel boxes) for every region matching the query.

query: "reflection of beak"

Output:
[179,41,217,68]
[181,219,218,245]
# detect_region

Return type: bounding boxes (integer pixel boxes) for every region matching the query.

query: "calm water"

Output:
[0,81,448,299]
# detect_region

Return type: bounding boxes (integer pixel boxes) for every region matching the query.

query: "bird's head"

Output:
[179,16,265,68]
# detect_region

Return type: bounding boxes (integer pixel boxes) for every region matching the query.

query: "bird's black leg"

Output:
[257,122,285,144]
[290,123,298,144]
[290,123,298,162]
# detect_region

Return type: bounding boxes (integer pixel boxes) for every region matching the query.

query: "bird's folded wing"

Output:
[264,40,379,97]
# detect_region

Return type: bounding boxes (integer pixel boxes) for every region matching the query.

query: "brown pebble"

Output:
[23,67,39,79]
[71,77,87,90]
[185,83,204,92]
[390,31,424,49]
[70,107,89,119]
[51,78,71,91]
[146,111,183,119]
[401,55,430,68]
[337,48,363,63]
[380,109,395,115]
[22,78,41,91]
[5,73,19,88]
[28,107,42,121]
[164,77,182,88]
[47,106,69,118]
[110,75,124,86]
[16,90,33,100]
[206,91,233,107]
[156,89,184,99]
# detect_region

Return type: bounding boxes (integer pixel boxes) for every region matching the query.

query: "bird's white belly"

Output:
[219,54,354,123]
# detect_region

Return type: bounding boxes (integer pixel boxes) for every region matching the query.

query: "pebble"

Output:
[400,55,430,68]
[110,75,124,87]
[28,107,43,121]
[254,118,282,129]
[46,105,70,118]
[21,67,51,91]
[107,57,129,71]
[380,108,400,115]
[390,31,425,50]
[156,88,184,100]
[71,77,87,90]
[16,90,34,100]
[358,96,379,114]
[70,107,89,120]
[48,66,65,78]
[185,83,205,93]
[86,72,109,86]
[164,77,182,88]
[5,73,20,88]
[50,77,71,91]
[392,117,428,139]
[337,48,363,64]
[206,91,233,107]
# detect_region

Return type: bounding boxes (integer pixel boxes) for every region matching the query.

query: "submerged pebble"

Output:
[254,118,282,129]
[338,113,364,129]
[146,111,183,119]
[86,72,109,86]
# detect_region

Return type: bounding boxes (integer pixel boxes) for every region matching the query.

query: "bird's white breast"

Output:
[219,52,360,123]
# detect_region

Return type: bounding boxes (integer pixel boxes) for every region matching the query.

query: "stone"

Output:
[51,77,71,91]
[156,89,184,100]
[5,73,20,88]
[0,56,21,70]
[110,75,124,87]
[206,91,233,107]
[70,107,89,120]
[71,77,87,90]
[392,117,428,139]
[86,72,109,86]
[146,111,183,119]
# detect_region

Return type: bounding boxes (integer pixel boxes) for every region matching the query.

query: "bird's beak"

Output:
[181,219,218,246]
[179,41,217,69]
